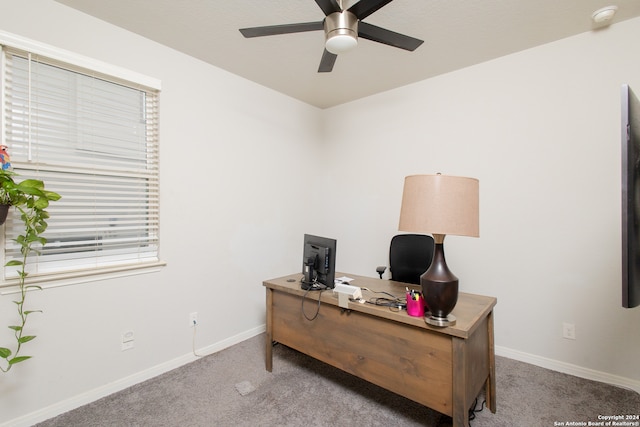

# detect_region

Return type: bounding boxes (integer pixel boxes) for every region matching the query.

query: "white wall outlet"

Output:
[562,322,576,340]
[189,312,198,327]
[122,330,134,343]
[121,330,135,351]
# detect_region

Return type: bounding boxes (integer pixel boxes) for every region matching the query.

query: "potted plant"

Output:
[0,146,61,372]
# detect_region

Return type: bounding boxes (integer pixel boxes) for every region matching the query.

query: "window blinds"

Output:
[2,49,160,280]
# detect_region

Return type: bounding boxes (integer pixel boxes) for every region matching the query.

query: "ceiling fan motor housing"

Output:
[324,11,358,54]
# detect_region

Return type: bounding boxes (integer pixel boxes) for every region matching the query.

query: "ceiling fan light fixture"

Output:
[326,32,358,54]
[324,11,358,54]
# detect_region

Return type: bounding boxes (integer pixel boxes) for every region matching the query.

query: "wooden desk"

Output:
[263,273,497,427]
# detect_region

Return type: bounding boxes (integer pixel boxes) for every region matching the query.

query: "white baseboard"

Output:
[496,345,640,394]
[2,325,266,427]
[6,330,637,427]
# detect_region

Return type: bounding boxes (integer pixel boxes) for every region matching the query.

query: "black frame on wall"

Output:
[621,84,640,308]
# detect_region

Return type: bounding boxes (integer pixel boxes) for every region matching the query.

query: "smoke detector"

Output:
[592,6,618,23]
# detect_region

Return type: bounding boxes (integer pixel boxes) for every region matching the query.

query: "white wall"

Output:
[1,1,639,425]
[0,1,322,425]
[321,18,640,388]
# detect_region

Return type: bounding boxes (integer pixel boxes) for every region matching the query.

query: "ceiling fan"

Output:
[239,0,424,73]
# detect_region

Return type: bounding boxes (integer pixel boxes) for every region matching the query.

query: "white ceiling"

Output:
[54,0,640,109]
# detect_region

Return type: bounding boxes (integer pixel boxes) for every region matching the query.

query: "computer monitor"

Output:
[301,234,337,290]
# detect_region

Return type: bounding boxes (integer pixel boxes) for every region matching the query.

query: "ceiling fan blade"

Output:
[358,22,424,51]
[348,0,394,20]
[240,21,323,38]
[318,49,338,73]
[315,0,342,16]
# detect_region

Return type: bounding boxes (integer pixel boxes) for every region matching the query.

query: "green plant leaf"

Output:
[0,347,11,359]
[8,355,32,365]
[8,326,22,332]
[34,198,49,210]
[24,310,42,315]
[25,234,41,243]
[16,179,45,192]
[18,335,36,344]
[43,189,61,199]
[5,260,23,267]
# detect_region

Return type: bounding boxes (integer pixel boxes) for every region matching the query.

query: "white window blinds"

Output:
[2,48,160,281]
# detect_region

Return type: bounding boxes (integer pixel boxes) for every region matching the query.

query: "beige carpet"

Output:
[36,333,640,426]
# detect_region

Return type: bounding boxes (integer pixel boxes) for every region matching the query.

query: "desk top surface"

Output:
[264,272,497,339]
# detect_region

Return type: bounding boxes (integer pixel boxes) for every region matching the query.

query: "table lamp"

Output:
[398,174,479,327]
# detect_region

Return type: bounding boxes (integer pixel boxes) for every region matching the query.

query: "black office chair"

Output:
[376,234,435,284]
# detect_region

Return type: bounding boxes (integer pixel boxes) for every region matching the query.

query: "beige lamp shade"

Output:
[399,174,479,237]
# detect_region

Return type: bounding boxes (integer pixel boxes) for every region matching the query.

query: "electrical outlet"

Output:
[562,322,576,340]
[189,312,198,327]
[121,330,135,351]
[122,330,134,342]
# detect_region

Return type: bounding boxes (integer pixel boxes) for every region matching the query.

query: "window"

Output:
[1,40,161,286]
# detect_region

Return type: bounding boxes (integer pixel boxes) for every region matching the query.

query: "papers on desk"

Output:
[335,276,354,285]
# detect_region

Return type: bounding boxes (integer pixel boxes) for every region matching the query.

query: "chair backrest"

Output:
[388,234,434,285]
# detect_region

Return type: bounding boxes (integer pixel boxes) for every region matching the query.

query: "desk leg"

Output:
[486,310,496,413]
[452,337,469,427]
[265,287,273,372]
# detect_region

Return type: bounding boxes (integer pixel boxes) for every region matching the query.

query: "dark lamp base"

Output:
[421,239,459,328]
[425,313,457,327]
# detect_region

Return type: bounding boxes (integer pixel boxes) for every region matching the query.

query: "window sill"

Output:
[0,261,167,295]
